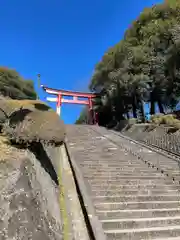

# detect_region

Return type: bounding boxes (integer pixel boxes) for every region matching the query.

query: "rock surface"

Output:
[0,99,66,145]
[4,110,66,145]
[0,136,62,240]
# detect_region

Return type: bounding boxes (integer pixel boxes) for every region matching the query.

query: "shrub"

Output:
[150,113,180,129]
[150,113,164,124]
[128,118,137,124]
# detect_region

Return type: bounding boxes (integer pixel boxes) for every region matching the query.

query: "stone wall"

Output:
[121,123,180,155]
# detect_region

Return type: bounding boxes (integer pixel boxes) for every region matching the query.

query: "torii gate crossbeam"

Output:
[41,85,98,125]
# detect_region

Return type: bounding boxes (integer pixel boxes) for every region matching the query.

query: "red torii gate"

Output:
[41,85,98,125]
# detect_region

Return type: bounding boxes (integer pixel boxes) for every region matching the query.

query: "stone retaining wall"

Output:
[121,123,180,155]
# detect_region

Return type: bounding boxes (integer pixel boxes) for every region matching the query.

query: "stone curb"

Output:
[59,144,90,240]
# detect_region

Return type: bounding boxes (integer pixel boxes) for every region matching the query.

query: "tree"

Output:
[76,0,180,126]
[0,67,37,100]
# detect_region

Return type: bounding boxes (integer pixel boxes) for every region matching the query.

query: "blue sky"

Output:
[1,0,163,123]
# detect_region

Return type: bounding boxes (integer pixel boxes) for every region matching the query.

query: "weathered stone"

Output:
[0,137,62,240]
[3,111,66,145]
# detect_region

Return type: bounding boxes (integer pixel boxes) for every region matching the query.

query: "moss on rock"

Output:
[0,99,52,123]
[4,111,66,145]
[0,99,65,145]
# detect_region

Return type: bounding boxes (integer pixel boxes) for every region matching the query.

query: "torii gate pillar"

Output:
[56,94,62,116]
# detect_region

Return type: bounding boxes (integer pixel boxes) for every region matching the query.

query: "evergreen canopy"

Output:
[76,0,180,126]
[0,67,37,100]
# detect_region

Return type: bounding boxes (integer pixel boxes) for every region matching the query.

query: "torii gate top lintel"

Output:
[41,85,97,98]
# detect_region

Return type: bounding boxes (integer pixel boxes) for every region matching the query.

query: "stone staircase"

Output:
[66,125,180,240]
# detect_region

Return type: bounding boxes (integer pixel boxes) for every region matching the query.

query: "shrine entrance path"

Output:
[66,125,180,240]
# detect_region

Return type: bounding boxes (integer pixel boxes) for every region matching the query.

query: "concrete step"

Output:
[105,225,180,240]
[96,208,180,220]
[81,169,161,173]
[85,162,162,166]
[91,189,180,196]
[91,184,180,190]
[92,195,180,203]
[87,179,176,185]
[66,126,180,239]
[101,216,180,230]
[80,166,151,170]
[95,201,180,211]
[84,176,165,180]
[154,237,180,240]
[80,163,146,167]
[83,172,164,176]
[80,162,145,166]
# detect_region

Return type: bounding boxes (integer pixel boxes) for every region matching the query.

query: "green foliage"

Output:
[75,107,88,124]
[0,67,37,100]
[150,113,180,129]
[76,0,180,126]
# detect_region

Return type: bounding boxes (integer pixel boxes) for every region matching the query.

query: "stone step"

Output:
[91,189,180,196]
[81,159,145,163]
[164,168,180,172]
[154,237,180,240]
[95,201,180,211]
[105,225,180,240]
[82,172,163,176]
[165,171,180,174]
[80,160,146,163]
[170,174,180,178]
[96,208,180,220]
[66,126,180,239]
[81,168,160,172]
[92,195,180,203]
[91,184,180,190]
[82,172,163,177]
[80,163,145,167]
[81,164,147,168]
[84,176,164,180]
[101,216,180,230]
[87,179,176,185]
[80,162,144,165]
[80,165,150,169]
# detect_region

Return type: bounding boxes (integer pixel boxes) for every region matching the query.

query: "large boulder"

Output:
[0,100,66,145]
[0,99,65,239]
[0,99,52,124]
[4,111,66,145]
[0,135,62,240]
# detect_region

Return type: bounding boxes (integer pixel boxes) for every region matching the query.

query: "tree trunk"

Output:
[157,100,165,114]
[150,100,155,115]
[139,100,145,123]
[150,91,155,115]
[132,102,137,118]
[126,112,130,119]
